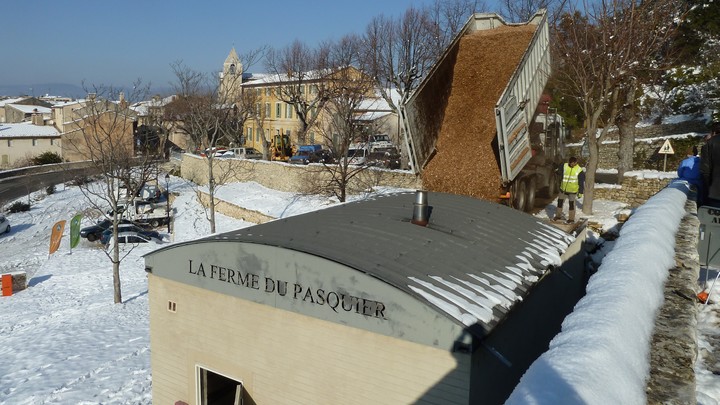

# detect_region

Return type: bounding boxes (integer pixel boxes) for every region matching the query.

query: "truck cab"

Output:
[368,134,394,152]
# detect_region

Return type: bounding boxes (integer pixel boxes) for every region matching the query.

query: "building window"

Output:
[309,131,315,144]
[275,103,281,118]
[32,139,37,146]
[300,85,305,95]
[247,127,253,143]
[285,103,293,119]
[255,103,261,117]
[50,139,55,146]
[7,140,11,147]
[265,88,270,97]
[310,84,318,94]
[265,103,270,117]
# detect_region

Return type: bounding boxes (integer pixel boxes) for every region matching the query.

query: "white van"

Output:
[346,147,368,166]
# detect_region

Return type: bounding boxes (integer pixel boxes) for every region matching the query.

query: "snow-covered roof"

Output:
[6,104,52,114]
[357,96,392,112]
[130,95,177,115]
[52,99,86,108]
[0,122,60,138]
[0,97,29,107]
[355,110,393,121]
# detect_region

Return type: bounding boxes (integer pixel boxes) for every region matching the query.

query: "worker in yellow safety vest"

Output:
[553,156,585,223]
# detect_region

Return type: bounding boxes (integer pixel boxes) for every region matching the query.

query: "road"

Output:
[0,168,94,208]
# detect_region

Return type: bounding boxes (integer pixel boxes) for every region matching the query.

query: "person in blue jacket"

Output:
[678,146,702,202]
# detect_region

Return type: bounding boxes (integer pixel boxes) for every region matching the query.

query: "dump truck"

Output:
[401,9,566,212]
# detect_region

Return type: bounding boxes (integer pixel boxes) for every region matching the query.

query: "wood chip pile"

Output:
[422,24,536,201]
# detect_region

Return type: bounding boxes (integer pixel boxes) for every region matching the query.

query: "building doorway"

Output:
[198,366,247,405]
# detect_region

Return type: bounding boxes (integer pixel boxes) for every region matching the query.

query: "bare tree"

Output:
[612,0,684,182]
[552,0,682,213]
[362,7,435,111]
[166,62,243,233]
[63,82,156,304]
[264,40,331,145]
[501,0,569,23]
[307,35,382,202]
[426,0,484,54]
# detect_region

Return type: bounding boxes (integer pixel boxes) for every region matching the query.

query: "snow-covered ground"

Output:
[0,175,718,404]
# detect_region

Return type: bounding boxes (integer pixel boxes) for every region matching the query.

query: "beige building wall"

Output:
[52,101,87,134]
[148,276,470,405]
[0,137,61,168]
[61,112,135,162]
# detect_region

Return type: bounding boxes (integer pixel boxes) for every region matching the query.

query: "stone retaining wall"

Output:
[567,120,709,169]
[181,154,677,209]
[196,192,275,224]
[646,198,699,404]
[180,154,421,194]
[594,177,673,207]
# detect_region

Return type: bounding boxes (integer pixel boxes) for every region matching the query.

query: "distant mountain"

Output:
[0,83,86,99]
[0,83,174,100]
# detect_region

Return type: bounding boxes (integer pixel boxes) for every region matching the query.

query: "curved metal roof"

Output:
[166,191,574,337]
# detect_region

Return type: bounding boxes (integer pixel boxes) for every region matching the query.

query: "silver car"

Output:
[0,215,10,234]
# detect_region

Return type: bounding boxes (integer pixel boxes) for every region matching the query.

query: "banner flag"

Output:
[70,214,82,249]
[49,220,66,255]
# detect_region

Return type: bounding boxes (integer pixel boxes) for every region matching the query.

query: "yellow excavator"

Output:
[271,132,293,162]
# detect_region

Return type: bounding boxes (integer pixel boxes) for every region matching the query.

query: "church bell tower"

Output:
[220,47,242,100]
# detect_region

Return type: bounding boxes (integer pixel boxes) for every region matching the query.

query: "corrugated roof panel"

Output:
[199,191,576,337]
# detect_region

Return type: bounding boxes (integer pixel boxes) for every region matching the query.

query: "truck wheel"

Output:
[525,178,537,212]
[544,172,559,198]
[151,219,160,228]
[512,180,527,212]
[87,234,97,242]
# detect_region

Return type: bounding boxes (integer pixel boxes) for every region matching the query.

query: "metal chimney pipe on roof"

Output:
[411,190,429,226]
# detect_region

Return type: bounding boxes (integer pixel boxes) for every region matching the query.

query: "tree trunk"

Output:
[616,88,639,183]
[583,125,601,215]
[113,242,122,304]
[616,120,636,184]
[209,178,217,234]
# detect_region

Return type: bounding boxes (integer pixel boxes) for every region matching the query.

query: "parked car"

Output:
[0,215,10,234]
[226,147,263,160]
[344,147,368,166]
[102,230,160,245]
[213,149,232,158]
[100,224,161,245]
[289,145,323,165]
[199,147,227,157]
[367,147,402,169]
[80,219,150,242]
[310,149,335,164]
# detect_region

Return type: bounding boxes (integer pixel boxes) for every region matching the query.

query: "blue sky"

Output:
[2,0,499,93]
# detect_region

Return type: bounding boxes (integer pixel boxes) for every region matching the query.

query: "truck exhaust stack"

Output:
[412,190,430,226]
